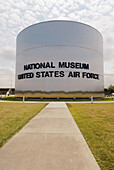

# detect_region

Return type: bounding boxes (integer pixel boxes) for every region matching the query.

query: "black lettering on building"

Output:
[82,72,99,80]
[18,72,34,80]
[68,71,80,78]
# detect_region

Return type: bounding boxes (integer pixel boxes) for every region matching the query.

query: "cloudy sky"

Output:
[0,0,114,88]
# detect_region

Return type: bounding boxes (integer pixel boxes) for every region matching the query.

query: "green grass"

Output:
[67,103,114,170]
[0,103,47,147]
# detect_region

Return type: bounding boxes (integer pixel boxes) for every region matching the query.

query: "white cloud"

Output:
[0,47,15,61]
[104,33,114,61]
[104,74,114,88]
[51,7,60,16]
[0,65,14,75]
[0,66,15,88]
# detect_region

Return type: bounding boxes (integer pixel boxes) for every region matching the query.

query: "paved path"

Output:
[0,102,100,170]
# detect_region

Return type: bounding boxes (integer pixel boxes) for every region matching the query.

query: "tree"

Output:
[107,85,114,93]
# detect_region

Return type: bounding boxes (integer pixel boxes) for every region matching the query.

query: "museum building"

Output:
[15,20,104,98]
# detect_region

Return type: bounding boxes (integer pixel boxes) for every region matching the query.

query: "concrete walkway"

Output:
[0,102,100,170]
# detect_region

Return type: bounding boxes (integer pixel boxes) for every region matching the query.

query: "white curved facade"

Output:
[16,20,104,98]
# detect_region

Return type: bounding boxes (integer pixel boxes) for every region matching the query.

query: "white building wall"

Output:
[16,21,104,97]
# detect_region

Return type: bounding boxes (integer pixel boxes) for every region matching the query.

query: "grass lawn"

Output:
[0,103,47,147]
[67,103,114,170]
